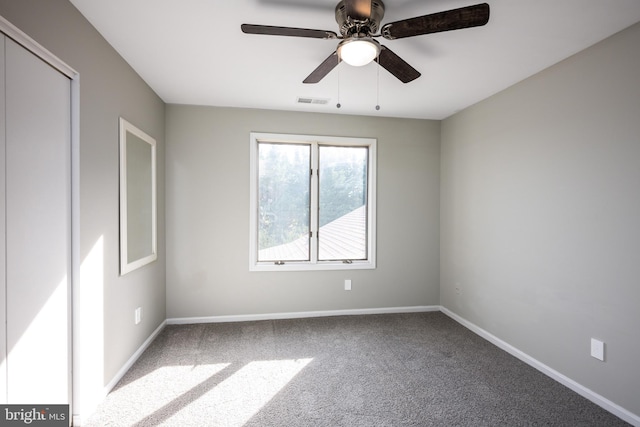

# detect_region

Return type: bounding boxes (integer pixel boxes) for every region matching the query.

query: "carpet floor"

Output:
[84,312,630,426]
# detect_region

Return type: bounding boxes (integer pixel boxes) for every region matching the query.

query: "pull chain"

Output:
[336,60,342,109]
[375,56,380,111]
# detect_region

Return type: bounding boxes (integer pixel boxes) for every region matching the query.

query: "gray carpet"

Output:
[85,312,630,426]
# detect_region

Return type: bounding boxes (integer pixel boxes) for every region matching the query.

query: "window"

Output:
[249,132,376,271]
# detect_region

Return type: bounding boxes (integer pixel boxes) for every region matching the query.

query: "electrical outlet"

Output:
[345,279,352,291]
[135,307,143,325]
[591,338,604,361]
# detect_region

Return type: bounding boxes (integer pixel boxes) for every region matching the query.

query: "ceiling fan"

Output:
[241,0,490,84]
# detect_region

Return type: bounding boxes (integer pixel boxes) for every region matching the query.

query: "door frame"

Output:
[0,14,79,422]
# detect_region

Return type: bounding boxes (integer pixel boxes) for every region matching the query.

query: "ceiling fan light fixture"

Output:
[338,37,380,67]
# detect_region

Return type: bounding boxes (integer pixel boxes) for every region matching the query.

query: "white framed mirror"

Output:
[119,117,157,275]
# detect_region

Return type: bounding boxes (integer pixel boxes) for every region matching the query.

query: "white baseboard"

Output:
[73,319,166,426]
[440,307,640,427]
[102,319,167,394]
[166,305,440,325]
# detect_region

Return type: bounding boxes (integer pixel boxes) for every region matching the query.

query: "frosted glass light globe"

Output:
[338,38,380,67]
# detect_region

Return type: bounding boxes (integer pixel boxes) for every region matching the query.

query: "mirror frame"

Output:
[119,117,157,275]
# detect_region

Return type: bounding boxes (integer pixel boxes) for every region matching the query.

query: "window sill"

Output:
[249,260,376,272]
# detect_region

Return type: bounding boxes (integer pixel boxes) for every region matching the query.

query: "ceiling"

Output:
[69,0,640,120]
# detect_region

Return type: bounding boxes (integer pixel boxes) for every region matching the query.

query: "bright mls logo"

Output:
[1,405,68,426]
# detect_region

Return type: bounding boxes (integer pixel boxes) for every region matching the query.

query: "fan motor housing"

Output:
[335,0,385,36]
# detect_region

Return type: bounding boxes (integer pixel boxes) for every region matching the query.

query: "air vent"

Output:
[297,97,330,105]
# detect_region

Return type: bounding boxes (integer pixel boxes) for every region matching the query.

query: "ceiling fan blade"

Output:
[346,0,372,20]
[241,24,337,39]
[377,45,421,83]
[303,51,340,84]
[381,3,489,40]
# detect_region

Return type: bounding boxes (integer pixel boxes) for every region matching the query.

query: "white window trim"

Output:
[249,132,376,272]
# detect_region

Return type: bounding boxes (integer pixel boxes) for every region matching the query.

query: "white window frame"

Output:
[249,132,376,272]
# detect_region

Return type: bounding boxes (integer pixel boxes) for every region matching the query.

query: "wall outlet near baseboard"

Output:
[590,338,604,361]
[135,307,143,325]
[345,279,352,291]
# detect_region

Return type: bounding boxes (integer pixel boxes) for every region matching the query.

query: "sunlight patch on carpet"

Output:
[165,358,313,426]
[110,363,231,425]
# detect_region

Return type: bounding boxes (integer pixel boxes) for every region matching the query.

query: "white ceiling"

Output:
[69,0,640,120]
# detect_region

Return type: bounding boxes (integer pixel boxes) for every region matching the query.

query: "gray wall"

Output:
[0,0,166,421]
[441,22,640,415]
[166,106,440,318]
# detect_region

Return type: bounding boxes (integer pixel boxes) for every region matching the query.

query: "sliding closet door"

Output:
[0,34,6,404]
[4,36,71,404]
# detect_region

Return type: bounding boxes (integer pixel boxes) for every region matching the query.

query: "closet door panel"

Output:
[5,37,71,404]
[0,34,6,405]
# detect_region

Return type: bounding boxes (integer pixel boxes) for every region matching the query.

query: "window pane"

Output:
[258,143,310,261]
[318,146,368,261]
